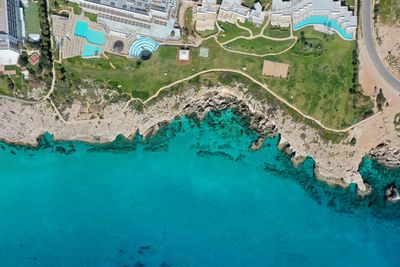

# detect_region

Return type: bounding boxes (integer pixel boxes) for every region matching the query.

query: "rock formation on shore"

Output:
[0,82,399,195]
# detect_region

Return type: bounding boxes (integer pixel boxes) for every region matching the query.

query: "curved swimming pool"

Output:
[74,20,106,46]
[293,16,354,40]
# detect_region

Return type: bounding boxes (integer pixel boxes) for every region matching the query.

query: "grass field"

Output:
[217,22,250,43]
[263,27,373,128]
[61,27,372,129]
[224,37,295,55]
[25,2,41,35]
[264,24,291,38]
[238,20,265,36]
[196,28,218,38]
[379,0,400,25]
[61,39,264,100]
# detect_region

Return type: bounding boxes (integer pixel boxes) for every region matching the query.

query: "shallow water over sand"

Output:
[0,110,399,267]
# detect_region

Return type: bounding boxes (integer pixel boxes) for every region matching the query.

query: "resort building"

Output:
[249,2,265,26]
[217,0,249,24]
[194,0,218,32]
[217,0,265,26]
[271,0,357,40]
[0,0,23,65]
[70,0,179,40]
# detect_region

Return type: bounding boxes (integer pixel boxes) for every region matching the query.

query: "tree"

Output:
[18,51,29,67]
[300,31,305,43]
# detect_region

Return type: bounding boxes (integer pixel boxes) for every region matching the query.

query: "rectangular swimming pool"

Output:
[82,44,102,58]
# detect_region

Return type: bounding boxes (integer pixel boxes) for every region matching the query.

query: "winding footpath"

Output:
[0,12,381,134]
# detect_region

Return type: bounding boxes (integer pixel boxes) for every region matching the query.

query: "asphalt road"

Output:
[362,0,400,92]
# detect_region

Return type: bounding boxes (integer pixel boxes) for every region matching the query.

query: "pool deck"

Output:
[52,13,136,59]
[74,21,106,46]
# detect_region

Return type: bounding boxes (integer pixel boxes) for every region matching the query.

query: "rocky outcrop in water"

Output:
[182,92,278,147]
[0,83,399,195]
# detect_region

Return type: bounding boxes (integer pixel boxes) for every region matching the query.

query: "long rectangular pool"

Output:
[293,16,354,40]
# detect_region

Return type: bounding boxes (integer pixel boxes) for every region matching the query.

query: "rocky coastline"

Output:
[0,83,399,196]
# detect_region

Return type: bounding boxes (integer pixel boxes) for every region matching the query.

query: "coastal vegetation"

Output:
[377,0,400,25]
[0,76,13,96]
[263,27,373,128]
[394,113,400,132]
[292,35,323,56]
[59,25,373,129]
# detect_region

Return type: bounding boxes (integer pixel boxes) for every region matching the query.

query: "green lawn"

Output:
[68,2,82,15]
[344,0,355,7]
[379,0,400,25]
[263,27,373,128]
[196,28,218,38]
[25,2,41,35]
[84,11,97,22]
[264,24,291,38]
[185,7,193,33]
[238,20,265,36]
[61,27,373,129]
[217,22,250,43]
[61,39,264,100]
[224,37,295,55]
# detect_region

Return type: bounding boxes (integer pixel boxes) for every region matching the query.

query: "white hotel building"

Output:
[271,0,357,39]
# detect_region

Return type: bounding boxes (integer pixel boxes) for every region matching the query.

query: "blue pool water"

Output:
[294,16,354,40]
[74,20,106,45]
[129,36,160,58]
[82,44,102,57]
[1,111,400,266]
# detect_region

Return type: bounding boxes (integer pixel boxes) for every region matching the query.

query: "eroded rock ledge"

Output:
[0,83,399,194]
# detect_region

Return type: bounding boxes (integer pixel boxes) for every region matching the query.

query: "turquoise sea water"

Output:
[1,110,400,267]
[293,16,354,40]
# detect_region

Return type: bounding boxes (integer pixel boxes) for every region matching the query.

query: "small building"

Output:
[217,0,250,24]
[179,49,190,61]
[28,52,40,65]
[176,47,191,64]
[262,60,290,78]
[194,0,218,32]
